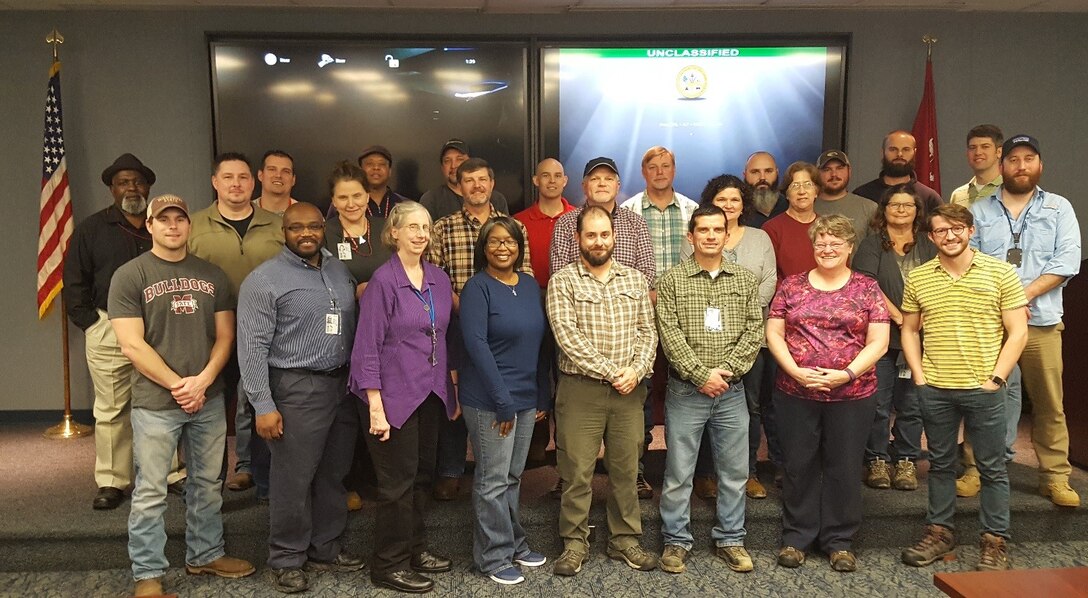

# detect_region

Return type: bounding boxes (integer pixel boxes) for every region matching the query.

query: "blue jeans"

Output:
[694,349,767,478]
[463,405,535,575]
[660,378,748,549]
[865,350,923,462]
[918,384,1010,538]
[129,397,227,581]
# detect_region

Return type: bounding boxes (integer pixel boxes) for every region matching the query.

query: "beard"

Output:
[121,194,148,216]
[580,245,613,267]
[1003,170,1040,194]
[882,156,915,178]
[752,189,779,215]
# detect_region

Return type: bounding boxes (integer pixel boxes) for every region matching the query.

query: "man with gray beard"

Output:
[743,152,788,229]
[63,153,185,510]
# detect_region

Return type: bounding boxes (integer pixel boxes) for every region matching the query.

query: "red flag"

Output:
[37,60,74,319]
[911,56,941,196]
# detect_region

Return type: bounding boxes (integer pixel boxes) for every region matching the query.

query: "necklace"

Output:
[341,217,372,257]
[488,270,519,296]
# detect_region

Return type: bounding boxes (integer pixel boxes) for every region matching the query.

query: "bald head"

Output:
[533,157,568,202]
[283,201,323,225]
[882,130,917,177]
[744,151,779,190]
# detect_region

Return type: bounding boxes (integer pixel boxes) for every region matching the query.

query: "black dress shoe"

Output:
[269,567,308,594]
[93,487,124,510]
[372,569,433,593]
[410,551,452,573]
[167,479,186,496]
[303,552,366,573]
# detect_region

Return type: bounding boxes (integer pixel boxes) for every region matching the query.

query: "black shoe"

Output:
[304,552,366,573]
[410,551,452,573]
[373,569,434,593]
[93,487,124,510]
[167,479,186,496]
[269,567,308,594]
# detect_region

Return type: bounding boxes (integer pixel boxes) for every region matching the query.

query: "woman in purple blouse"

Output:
[349,200,457,594]
[766,214,890,574]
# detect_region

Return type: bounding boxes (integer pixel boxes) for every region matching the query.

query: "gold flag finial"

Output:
[46,28,64,62]
[922,34,938,59]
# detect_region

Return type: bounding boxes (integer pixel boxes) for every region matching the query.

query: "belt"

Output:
[277,365,348,378]
[565,372,611,386]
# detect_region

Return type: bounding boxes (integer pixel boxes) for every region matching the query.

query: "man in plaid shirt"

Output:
[426,157,532,502]
[546,205,659,576]
[654,204,765,575]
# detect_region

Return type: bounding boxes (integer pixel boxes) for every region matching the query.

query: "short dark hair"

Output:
[327,161,366,197]
[699,174,754,226]
[473,216,526,273]
[576,205,613,233]
[261,149,294,168]
[927,203,974,230]
[213,152,251,174]
[688,204,727,233]
[966,124,1003,147]
[456,157,494,183]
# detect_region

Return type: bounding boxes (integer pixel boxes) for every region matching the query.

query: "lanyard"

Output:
[998,197,1034,248]
[412,285,436,329]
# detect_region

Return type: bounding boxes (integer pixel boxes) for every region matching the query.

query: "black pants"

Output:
[266,369,357,569]
[774,390,875,554]
[360,393,443,575]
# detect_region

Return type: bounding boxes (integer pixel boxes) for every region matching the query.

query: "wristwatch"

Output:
[990,375,1007,388]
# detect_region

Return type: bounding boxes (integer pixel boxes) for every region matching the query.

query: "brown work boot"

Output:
[432,477,459,501]
[1040,481,1081,507]
[659,545,688,574]
[133,577,164,596]
[745,475,767,499]
[636,473,653,499]
[865,459,891,489]
[893,459,918,491]
[901,524,955,567]
[226,472,254,491]
[956,469,981,498]
[693,475,717,500]
[977,533,1010,571]
[186,555,256,578]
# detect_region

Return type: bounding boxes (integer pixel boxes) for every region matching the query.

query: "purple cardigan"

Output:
[349,253,455,428]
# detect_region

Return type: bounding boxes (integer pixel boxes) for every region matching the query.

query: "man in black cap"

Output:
[419,138,509,220]
[357,145,409,217]
[63,153,186,510]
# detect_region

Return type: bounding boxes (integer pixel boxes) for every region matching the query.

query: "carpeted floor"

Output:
[1,418,1087,597]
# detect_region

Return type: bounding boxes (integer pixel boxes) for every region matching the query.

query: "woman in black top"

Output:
[324,161,393,298]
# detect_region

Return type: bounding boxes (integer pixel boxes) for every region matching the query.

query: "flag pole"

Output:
[43,28,90,440]
[922,33,937,59]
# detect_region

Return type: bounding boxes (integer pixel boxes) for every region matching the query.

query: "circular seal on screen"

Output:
[676,65,708,99]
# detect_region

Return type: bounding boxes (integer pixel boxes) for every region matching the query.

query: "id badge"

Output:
[325,310,341,335]
[337,242,352,261]
[704,307,722,331]
[1006,247,1022,267]
[898,367,912,379]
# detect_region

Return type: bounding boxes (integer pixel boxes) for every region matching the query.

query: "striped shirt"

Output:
[427,204,533,294]
[237,247,358,415]
[546,259,657,381]
[655,257,765,387]
[901,250,1026,389]
[549,204,656,289]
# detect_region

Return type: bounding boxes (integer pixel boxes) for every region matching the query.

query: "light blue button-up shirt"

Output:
[970,186,1081,326]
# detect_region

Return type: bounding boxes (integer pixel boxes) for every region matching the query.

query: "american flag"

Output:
[37,60,73,319]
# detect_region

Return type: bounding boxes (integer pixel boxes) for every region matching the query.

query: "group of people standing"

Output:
[63,124,1079,596]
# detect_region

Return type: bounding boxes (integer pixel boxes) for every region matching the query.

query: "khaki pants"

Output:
[86,309,184,489]
[555,373,646,553]
[1022,323,1070,482]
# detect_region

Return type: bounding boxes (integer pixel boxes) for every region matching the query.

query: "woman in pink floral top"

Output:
[766,214,890,574]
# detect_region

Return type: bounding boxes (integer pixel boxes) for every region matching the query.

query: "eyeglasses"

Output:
[813,241,847,251]
[404,223,431,235]
[486,238,518,249]
[931,225,968,237]
[887,202,917,211]
[787,181,816,191]
[285,223,325,233]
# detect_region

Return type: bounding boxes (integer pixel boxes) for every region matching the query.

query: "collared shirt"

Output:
[549,204,656,289]
[237,247,358,416]
[546,259,657,381]
[620,190,698,284]
[655,257,764,387]
[514,197,576,288]
[349,254,456,428]
[969,186,1081,326]
[902,250,1027,389]
[427,204,534,294]
[949,175,1002,207]
[63,204,152,330]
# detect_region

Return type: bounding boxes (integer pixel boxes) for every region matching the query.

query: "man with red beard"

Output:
[969,134,1082,508]
[813,150,875,244]
[853,130,943,212]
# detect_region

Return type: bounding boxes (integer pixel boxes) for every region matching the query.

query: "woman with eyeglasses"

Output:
[766,214,890,573]
[348,200,457,594]
[853,185,937,493]
[763,162,820,281]
[457,216,549,585]
[325,161,394,299]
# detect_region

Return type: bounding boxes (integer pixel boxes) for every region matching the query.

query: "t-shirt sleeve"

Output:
[768,275,793,320]
[901,271,920,313]
[107,263,144,320]
[862,276,890,323]
[998,265,1029,311]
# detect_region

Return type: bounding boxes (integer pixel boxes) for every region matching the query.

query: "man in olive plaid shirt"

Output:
[654,205,765,575]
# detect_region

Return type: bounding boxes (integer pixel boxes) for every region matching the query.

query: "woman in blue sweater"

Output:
[458,216,549,585]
